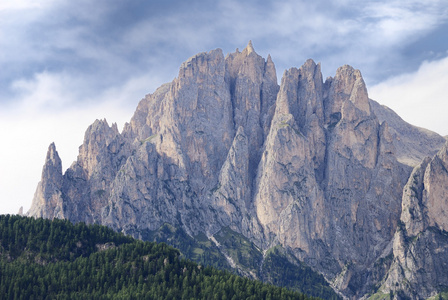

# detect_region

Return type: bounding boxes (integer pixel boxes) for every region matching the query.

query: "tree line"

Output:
[0,215,320,300]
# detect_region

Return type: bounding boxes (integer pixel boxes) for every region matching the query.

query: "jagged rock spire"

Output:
[383,140,448,298]
[243,40,255,55]
[27,143,64,219]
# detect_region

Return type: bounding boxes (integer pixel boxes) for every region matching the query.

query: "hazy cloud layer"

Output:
[1,0,447,214]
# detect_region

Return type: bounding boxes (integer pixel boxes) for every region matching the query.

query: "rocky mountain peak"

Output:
[178,48,224,81]
[45,142,62,172]
[264,54,276,81]
[225,42,264,82]
[301,58,318,72]
[28,45,448,299]
[223,42,279,176]
[27,142,64,219]
[425,141,448,232]
[40,143,62,185]
[326,65,371,122]
[400,157,431,236]
[383,140,448,298]
[78,118,121,179]
[242,40,255,56]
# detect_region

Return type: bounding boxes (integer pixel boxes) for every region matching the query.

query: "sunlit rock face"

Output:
[28,43,447,299]
[28,143,64,220]
[382,142,448,299]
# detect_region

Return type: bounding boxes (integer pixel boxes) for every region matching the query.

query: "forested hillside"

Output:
[0,215,321,299]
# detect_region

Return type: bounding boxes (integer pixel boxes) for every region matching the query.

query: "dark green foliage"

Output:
[0,215,319,300]
[0,214,133,263]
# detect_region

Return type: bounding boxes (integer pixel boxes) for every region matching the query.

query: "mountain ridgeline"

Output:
[28,42,448,299]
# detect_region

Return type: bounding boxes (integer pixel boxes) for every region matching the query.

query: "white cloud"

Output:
[369,55,448,136]
[1,0,448,216]
[0,0,55,11]
[0,70,162,215]
[11,72,79,111]
[211,0,448,83]
[360,0,448,46]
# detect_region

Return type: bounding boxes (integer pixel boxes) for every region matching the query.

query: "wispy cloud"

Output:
[2,0,447,100]
[0,0,56,11]
[369,54,448,136]
[0,69,158,215]
[1,0,447,214]
[209,0,448,83]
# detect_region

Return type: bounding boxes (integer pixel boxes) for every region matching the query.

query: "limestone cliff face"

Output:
[28,43,447,299]
[98,43,278,238]
[254,61,408,297]
[381,142,448,299]
[28,143,64,219]
[61,119,125,224]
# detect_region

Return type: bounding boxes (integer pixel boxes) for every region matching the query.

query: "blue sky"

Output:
[1,0,448,214]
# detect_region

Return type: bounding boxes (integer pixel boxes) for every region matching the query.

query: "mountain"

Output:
[378,143,448,299]
[370,100,446,168]
[0,214,318,300]
[28,42,448,299]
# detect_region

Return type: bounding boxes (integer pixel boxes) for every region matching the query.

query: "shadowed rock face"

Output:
[28,43,447,299]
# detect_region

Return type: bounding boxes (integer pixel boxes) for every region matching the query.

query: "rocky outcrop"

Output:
[28,143,64,219]
[380,142,448,299]
[225,41,279,163]
[210,126,263,238]
[28,43,447,299]
[252,61,408,297]
[59,119,125,224]
[98,42,279,238]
